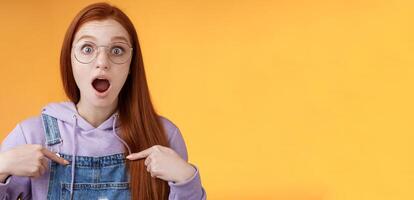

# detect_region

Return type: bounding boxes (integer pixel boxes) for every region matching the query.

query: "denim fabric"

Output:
[47,153,130,200]
[41,114,63,146]
[42,114,130,200]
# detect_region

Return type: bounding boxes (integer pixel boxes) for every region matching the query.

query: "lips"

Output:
[91,74,111,94]
[92,78,110,93]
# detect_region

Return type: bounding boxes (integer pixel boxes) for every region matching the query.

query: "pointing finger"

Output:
[41,148,69,165]
[126,147,153,160]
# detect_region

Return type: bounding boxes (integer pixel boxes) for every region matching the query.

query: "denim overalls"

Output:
[42,114,131,200]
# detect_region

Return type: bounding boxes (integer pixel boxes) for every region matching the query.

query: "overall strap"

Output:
[41,114,63,146]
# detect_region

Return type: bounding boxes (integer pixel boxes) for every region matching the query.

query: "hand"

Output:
[0,144,69,179]
[126,145,196,183]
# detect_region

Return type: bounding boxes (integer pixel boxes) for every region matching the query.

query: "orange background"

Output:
[1,0,413,199]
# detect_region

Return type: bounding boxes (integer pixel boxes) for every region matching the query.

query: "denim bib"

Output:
[42,114,131,200]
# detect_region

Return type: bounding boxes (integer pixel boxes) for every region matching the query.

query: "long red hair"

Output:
[60,2,170,199]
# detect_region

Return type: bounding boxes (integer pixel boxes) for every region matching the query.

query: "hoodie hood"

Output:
[41,101,119,132]
[40,101,131,155]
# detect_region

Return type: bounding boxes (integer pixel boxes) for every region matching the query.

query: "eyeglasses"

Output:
[73,41,133,64]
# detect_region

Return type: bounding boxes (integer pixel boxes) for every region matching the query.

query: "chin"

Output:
[88,96,117,108]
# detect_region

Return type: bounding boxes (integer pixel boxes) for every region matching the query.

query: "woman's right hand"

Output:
[0,144,69,181]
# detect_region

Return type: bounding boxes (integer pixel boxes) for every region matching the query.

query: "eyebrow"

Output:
[76,35,130,44]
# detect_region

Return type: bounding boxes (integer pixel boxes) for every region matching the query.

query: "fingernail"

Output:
[64,160,70,165]
[126,155,132,159]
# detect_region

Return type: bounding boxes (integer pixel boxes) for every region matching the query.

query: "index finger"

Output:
[41,148,69,165]
[126,147,153,160]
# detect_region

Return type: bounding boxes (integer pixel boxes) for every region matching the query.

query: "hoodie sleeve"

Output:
[167,126,207,200]
[0,124,32,200]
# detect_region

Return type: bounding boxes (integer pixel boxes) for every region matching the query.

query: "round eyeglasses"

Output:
[73,41,133,64]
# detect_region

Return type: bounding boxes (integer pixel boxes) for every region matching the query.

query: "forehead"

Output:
[73,19,131,45]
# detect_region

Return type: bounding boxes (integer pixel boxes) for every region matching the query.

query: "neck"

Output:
[75,99,118,128]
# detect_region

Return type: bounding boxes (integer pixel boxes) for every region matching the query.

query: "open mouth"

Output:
[92,78,110,93]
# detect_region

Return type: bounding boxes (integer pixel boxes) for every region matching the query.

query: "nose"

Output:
[95,47,110,70]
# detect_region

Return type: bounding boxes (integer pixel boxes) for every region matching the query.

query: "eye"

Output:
[111,46,124,55]
[81,45,94,55]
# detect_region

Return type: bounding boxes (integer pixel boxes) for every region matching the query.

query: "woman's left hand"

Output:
[126,145,196,184]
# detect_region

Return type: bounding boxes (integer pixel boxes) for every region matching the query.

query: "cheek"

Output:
[71,64,89,89]
[71,54,91,88]
[113,65,130,88]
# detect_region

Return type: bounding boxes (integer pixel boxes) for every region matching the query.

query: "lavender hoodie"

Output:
[0,101,206,200]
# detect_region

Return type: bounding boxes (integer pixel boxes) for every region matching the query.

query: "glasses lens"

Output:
[108,43,132,64]
[74,42,96,64]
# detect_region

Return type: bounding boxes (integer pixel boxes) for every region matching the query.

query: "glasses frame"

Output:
[72,41,133,64]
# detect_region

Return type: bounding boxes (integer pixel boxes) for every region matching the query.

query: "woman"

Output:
[0,2,206,200]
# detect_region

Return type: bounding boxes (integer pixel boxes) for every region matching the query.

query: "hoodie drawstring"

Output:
[68,113,131,200]
[111,114,132,155]
[70,114,78,200]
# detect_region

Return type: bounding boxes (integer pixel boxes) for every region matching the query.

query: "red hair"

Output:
[60,2,170,199]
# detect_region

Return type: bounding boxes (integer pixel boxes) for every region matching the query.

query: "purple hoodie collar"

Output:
[41,101,119,132]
